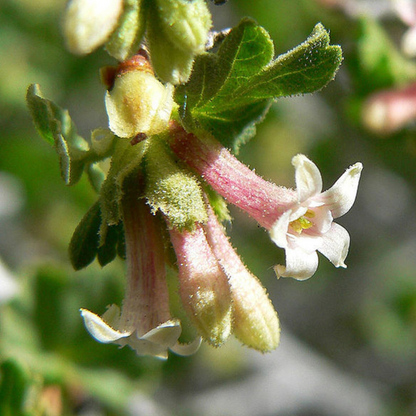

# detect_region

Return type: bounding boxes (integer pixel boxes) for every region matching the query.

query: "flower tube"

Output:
[203,199,280,352]
[169,224,233,347]
[168,123,296,229]
[169,125,362,280]
[81,178,199,359]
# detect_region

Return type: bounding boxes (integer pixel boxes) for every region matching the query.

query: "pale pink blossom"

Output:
[169,126,362,281]
[362,83,416,134]
[270,155,362,280]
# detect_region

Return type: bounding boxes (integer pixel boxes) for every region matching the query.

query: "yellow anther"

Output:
[290,213,314,234]
[304,209,315,218]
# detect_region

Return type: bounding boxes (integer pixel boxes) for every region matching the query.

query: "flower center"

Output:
[290,209,315,234]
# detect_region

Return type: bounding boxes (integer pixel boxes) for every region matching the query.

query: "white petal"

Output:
[292,232,323,253]
[318,222,350,268]
[319,162,363,218]
[126,336,170,360]
[292,154,323,202]
[170,337,202,356]
[269,210,292,248]
[120,320,182,360]
[140,319,182,347]
[274,246,319,280]
[309,206,333,234]
[80,308,131,343]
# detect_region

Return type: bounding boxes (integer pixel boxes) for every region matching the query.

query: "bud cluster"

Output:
[63,0,212,83]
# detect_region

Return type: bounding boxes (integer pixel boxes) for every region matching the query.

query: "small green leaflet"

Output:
[69,200,125,270]
[26,84,114,187]
[175,18,343,152]
[26,84,89,185]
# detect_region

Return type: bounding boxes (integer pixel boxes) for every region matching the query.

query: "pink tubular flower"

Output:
[167,196,281,352]
[270,155,362,280]
[203,199,280,352]
[169,223,233,347]
[168,123,296,229]
[169,125,362,280]
[81,185,200,359]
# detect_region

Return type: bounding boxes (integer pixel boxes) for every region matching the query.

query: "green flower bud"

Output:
[155,0,211,54]
[105,0,146,62]
[63,0,123,55]
[147,0,212,84]
[104,54,174,138]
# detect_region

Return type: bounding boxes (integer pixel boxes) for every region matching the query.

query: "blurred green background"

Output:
[1,0,416,415]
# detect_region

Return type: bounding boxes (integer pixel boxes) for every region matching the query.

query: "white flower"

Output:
[81,306,201,360]
[270,154,363,280]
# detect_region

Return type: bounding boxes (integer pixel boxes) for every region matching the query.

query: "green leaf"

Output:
[175,19,343,152]
[97,223,124,267]
[26,84,90,185]
[69,201,101,270]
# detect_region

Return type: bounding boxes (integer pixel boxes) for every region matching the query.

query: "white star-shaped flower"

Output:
[270,155,363,280]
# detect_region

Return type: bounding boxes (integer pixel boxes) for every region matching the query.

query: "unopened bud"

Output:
[362,83,416,134]
[204,200,280,352]
[63,0,123,55]
[169,225,232,347]
[104,54,174,138]
[147,0,212,84]
[144,137,207,230]
[105,0,145,62]
[155,0,211,54]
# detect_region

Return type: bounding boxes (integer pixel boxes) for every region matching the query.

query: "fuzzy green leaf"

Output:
[69,200,126,270]
[97,223,124,267]
[175,19,342,152]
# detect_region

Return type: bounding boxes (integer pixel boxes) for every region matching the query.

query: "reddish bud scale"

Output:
[101,49,154,91]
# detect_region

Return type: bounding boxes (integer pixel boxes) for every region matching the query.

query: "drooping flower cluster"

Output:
[29,3,361,359]
[79,57,362,356]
